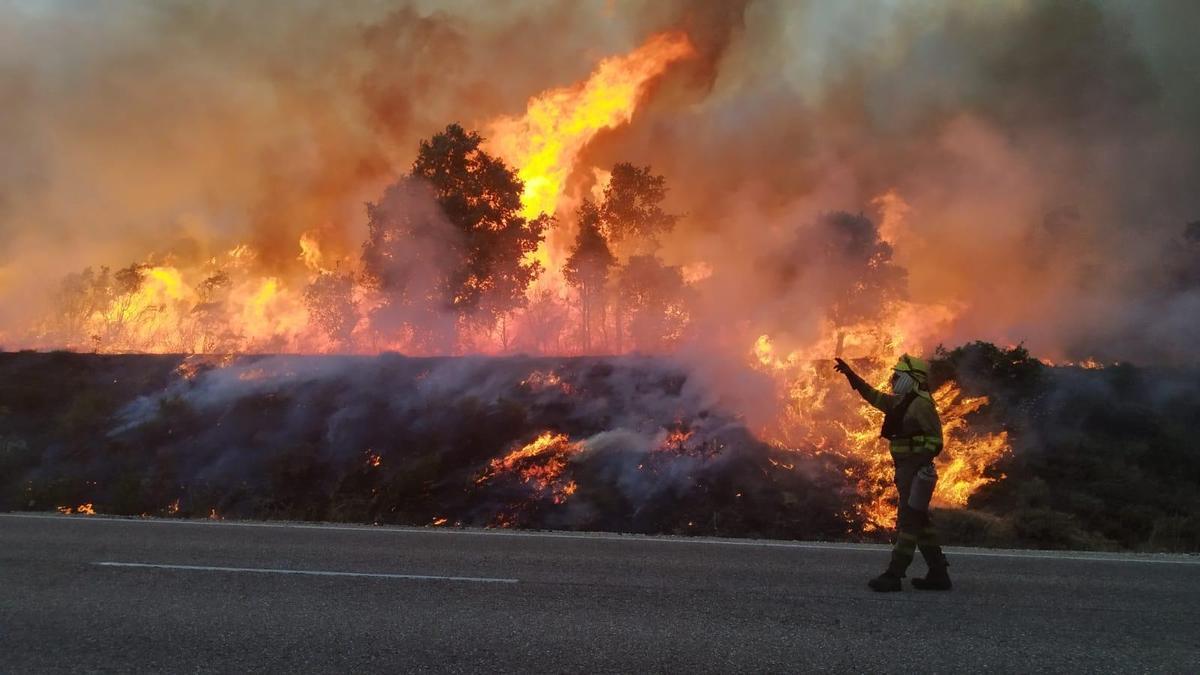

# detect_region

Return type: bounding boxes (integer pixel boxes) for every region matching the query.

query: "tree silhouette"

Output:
[362,124,548,350]
[411,124,549,325]
[781,211,907,355]
[591,163,680,352]
[563,200,616,351]
[617,254,689,353]
[52,266,111,348]
[518,288,570,354]
[193,270,234,353]
[103,263,152,347]
[303,270,358,349]
[820,212,906,329]
[600,162,679,247]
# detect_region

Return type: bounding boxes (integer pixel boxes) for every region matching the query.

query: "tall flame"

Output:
[488,31,695,220]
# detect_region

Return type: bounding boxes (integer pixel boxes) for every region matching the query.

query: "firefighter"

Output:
[834,354,952,592]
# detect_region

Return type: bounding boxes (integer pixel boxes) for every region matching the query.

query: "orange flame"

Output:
[488,31,694,220]
[487,31,694,291]
[298,231,325,272]
[477,431,581,508]
[753,320,1012,530]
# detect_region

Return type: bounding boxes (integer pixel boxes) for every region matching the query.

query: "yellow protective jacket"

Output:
[851,380,944,458]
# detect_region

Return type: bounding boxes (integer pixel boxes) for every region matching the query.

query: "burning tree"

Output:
[800,211,907,355]
[600,162,680,250]
[514,289,570,354]
[585,162,682,352]
[361,124,549,351]
[617,255,690,353]
[51,266,112,349]
[193,270,235,354]
[303,270,358,349]
[563,200,616,352]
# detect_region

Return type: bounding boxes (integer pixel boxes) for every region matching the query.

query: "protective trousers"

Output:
[887,456,948,576]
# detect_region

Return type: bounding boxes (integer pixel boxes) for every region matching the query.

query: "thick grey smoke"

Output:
[106,352,800,524]
[584,0,1200,364]
[1,0,1198,363]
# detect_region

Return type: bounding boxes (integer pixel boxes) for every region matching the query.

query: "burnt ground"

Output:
[2,346,1199,551]
[0,350,855,541]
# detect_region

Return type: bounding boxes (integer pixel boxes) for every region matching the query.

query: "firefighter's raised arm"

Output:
[834,357,895,412]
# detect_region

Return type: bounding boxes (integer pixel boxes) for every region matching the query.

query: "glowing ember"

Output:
[56,503,96,515]
[658,428,694,452]
[1038,356,1113,369]
[520,370,573,394]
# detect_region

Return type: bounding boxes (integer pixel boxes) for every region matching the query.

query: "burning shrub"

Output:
[3,349,1199,551]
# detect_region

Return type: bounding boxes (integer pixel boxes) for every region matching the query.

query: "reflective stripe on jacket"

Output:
[853,380,944,458]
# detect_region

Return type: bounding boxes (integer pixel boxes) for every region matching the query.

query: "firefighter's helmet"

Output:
[893,354,929,386]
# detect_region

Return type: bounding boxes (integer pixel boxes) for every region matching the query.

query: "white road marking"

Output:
[5,513,1197,566]
[93,561,518,584]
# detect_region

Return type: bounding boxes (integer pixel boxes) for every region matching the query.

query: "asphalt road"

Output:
[1,514,1197,673]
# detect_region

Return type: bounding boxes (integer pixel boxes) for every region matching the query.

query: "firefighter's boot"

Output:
[868,549,911,592]
[912,546,952,591]
[867,571,902,592]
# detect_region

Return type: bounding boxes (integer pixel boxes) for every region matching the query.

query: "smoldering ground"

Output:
[1,351,854,537]
[3,348,1198,550]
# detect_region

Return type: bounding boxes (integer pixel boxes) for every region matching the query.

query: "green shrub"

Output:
[1011,507,1111,549]
[935,508,1015,547]
[1146,515,1200,552]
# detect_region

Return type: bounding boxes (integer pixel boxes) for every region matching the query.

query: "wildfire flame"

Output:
[932,382,1011,508]
[752,323,1012,530]
[488,31,694,221]
[477,431,581,508]
[1040,357,1109,369]
[487,31,694,287]
[298,232,326,273]
[24,33,695,357]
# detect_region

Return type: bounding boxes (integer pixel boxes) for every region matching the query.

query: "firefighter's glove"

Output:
[834,358,867,390]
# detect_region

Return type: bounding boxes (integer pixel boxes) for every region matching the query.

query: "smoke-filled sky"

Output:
[2,0,1199,363]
